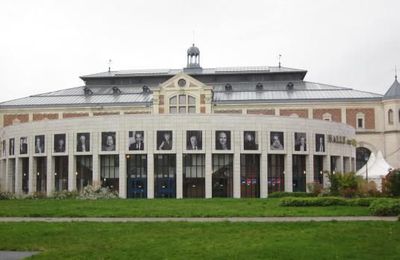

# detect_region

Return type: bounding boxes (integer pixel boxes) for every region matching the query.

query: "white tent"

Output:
[356,151,393,190]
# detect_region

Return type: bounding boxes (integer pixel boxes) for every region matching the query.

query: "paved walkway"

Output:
[0,251,38,260]
[0,216,397,222]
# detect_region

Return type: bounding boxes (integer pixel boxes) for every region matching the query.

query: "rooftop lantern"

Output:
[186,44,201,69]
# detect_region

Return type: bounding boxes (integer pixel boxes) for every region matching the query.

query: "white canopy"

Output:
[356,151,393,190]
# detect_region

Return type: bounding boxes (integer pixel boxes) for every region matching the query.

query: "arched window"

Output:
[169,95,196,114]
[356,112,365,129]
[355,147,371,171]
[322,113,332,121]
[388,109,394,125]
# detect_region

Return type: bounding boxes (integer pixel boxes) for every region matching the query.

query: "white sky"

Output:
[0,0,399,102]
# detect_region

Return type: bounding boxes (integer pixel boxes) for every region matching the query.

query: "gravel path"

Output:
[0,216,397,222]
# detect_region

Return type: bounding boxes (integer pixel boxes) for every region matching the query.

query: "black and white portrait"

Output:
[77,133,90,152]
[243,131,258,150]
[157,131,173,150]
[186,131,202,150]
[54,134,66,153]
[270,131,284,150]
[294,132,307,152]
[129,131,144,151]
[315,134,325,153]
[35,135,45,154]
[20,137,28,155]
[102,132,116,151]
[9,138,15,156]
[215,131,231,150]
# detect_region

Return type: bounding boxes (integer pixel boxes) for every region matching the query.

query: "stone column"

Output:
[68,133,76,191]
[92,132,100,187]
[260,152,268,198]
[176,130,183,199]
[147,130,154,199]
[306,155,314,192]
[5,159,10,192]
[323,155,331,188]
[233,130,241,198]
[285,154,293,192]
[205,130,212,198]
[46,134,54,196]
[14,158,22,195]
[118,130,127,198]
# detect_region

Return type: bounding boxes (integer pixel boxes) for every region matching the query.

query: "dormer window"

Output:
[225,83,232,91]
[256,82,263,91]
[112,86,121,95]
[322,113,332,121]
[142,85,151,94]
[286,82,294,91]
[83,87,93,96]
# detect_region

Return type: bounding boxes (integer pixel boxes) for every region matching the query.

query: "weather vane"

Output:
[278,54,282,68]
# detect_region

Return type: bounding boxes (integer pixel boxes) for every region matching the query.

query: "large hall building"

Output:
[0,45,399,198]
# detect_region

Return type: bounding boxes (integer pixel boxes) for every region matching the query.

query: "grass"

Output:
[0,222,399,259]
[0,198,372,217]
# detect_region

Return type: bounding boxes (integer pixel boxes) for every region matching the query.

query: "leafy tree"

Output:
[382,169,400,196]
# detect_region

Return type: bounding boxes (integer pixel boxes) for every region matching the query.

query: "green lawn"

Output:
[0,222,399,259]
[0,198,371,217]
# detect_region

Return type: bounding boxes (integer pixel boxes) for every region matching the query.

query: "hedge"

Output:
[369,199,400,216]
[279,197,376,207]
[269,192,316,198]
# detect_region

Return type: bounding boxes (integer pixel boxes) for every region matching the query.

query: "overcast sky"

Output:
[0,0,399,102]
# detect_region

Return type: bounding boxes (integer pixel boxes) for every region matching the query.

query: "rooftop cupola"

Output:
[186,44,201,69]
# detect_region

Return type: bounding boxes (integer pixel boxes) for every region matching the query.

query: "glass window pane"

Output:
[188,106,196,113]
[188,96,195,105]
[170,96,177,105]
[179,107,186,113]
[170,107,177,114]
[179,95,186,104]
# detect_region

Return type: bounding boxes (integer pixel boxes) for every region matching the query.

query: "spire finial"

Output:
[395,65,398,80]
[108,59,112,73]
[192,30,195,45]
[278,54,282,69]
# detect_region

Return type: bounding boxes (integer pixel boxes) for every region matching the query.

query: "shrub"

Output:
[279,197,348,207]
[51,190,79,200]
[382,169,400,197]
[279,197,376,207]
[79,185,118,200]
[0,192,16,200]
[23,192,48,200]
[307,182,324,196]
[269,192,315,198]
[369,199,400,216]
[326,172,363,197]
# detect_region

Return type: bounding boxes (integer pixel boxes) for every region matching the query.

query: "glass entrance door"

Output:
[154,154,176,198]
[127,155,147,198]
[240,154,260,198]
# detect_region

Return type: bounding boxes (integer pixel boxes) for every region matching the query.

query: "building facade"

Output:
[0,45,398,198]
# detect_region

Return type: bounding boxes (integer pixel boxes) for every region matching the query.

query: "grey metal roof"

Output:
[0,80,383,108]
[81,66,306,78]
[383,77,400,100]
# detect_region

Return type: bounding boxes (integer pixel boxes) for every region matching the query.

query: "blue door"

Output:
[154,154,176,198]
[127,155,147,198]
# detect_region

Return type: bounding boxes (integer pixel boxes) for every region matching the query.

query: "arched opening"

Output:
[388,109,394,125]
[356,147,371,171]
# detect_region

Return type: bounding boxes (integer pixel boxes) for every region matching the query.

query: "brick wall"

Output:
[313,109,341,122]
[3,114,29,127]
[247,109,275,115]
[124,111,151,115]
[346,108,375,129]
[214,110,242,114]
[33,113,59,121]
[279,109,308,118]
[63,112,89,119]
[93,112,119,116]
